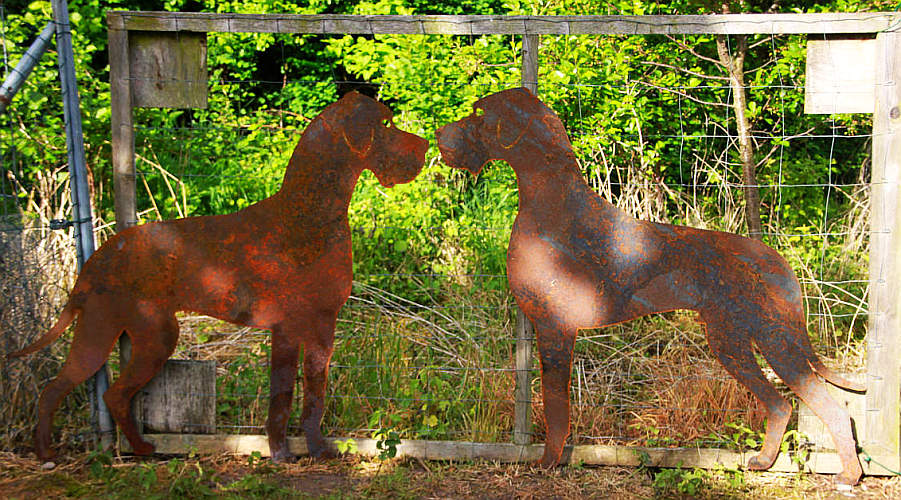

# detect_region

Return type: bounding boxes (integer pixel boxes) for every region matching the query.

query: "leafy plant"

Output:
[652,463,709,497]
[335,438,359,455]
[373,428,402,460]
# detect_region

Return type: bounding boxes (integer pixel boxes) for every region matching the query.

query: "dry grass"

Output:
[3,450,901,499]
[1,167,89,452]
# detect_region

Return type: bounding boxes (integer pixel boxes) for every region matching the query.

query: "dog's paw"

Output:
[35,448,58,462]
[537,453,562,469]
[131,440,155,456]
[834,468,862,487]
[315,448,338,460]
[746,453,775,471]
[270,449,297,464]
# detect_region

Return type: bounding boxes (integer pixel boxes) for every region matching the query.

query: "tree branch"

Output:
[665,34,725,67]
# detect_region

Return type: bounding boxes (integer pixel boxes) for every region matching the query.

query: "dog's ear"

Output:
[324,92,377,157]
[496,113,531,149]
[342,118,374,157]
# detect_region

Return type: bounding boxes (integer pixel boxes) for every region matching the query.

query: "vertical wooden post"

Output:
[521,34,539,94]
[865,31,901,470]
[513,34,539,447]
[108,17,137,233]
[108,16,138,434]
[514,308,533,446]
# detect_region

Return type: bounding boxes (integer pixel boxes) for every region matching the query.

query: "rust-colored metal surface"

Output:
[8,91,428,463]
[436,88,865,485]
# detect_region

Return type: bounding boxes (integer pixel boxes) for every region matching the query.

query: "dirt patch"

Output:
[2,451,901,499]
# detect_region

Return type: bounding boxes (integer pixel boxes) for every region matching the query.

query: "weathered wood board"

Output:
[865,31,901,472]
[804,36,875,114]
[140,360,216,434]
[107,12,901,36]
[129,31,207,109]
[139,433,893,475]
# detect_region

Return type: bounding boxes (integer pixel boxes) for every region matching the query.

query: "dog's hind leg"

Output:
[34,314,120,460]
[756,325,862,485]
[534,321,577,467]
[103,312,179,456]
[705,320,791,472]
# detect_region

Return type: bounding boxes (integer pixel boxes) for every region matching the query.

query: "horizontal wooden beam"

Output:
[140,433,895,476]
[108,11,901,36]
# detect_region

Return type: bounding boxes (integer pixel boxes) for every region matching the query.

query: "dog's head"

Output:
[319,91,428,187]
[436,87,566,175]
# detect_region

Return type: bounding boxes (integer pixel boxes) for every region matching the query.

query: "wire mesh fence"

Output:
[2,16,875,457]
[0,42,89,451]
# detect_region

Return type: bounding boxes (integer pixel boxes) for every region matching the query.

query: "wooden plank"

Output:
[521,34,539,94]
[130,31,208,109]
[141,360,216,434]
[512,37,540,447]
[129,31,207,109]
[513,308,534,446]
[865,31,901,471]
[140,434,895,475]
[107,22,139,426]
[107,22,137,231]
[108,12,901,36]
[804,36,876,114]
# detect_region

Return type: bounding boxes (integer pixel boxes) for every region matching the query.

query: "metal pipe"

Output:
[0,21,55,114]
[50,0,115,448]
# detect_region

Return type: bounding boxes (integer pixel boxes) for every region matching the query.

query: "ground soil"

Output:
[1,450,900,499]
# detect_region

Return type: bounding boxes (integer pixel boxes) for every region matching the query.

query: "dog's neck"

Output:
[507,138,617,218]
[273,123,362,223]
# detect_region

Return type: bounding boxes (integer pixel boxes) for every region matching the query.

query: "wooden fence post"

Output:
[865,30,901,471]
[513,34,539,447]
[108,18,138,436]
[108,19,137,233]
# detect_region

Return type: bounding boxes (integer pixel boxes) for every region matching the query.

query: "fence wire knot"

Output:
[49,217,90,230]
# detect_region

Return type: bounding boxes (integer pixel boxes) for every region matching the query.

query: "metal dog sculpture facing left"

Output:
[436,88,864,485]
[8,92,428,463]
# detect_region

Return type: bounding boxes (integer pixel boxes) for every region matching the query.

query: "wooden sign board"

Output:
[129,31,208,109]
[805,36,875,114]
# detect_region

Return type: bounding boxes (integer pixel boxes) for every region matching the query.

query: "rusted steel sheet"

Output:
[436,88,864,485]
[8,91,428,463]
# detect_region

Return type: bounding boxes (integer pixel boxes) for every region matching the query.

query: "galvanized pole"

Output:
[50,0,115,449]
[0,22,55,114]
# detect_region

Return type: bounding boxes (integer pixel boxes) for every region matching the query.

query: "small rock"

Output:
[40,461,56,470]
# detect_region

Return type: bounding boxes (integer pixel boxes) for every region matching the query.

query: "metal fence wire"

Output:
[2,19,874,456]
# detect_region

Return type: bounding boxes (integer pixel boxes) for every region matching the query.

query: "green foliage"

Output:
[781,429,812,472]
[373,428,401,460]
[724,421,764,451]
[652,463,709,497]
[335,437,359,454]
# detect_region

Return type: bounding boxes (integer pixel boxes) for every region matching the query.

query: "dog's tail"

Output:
[7,299,79,359]
[809,357,866,393]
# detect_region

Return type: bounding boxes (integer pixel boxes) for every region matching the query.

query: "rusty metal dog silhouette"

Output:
[8,91,428,463]
[436,88,864,485]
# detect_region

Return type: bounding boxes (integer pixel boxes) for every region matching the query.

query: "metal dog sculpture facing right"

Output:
[437,88,864,485]
[8,91,428,464]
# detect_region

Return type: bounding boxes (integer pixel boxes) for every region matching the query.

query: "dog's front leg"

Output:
[267,328,303,462]
[535,322,577,468]
[299,311,338,459]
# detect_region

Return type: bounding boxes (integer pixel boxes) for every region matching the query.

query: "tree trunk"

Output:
[716,33,764,241]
